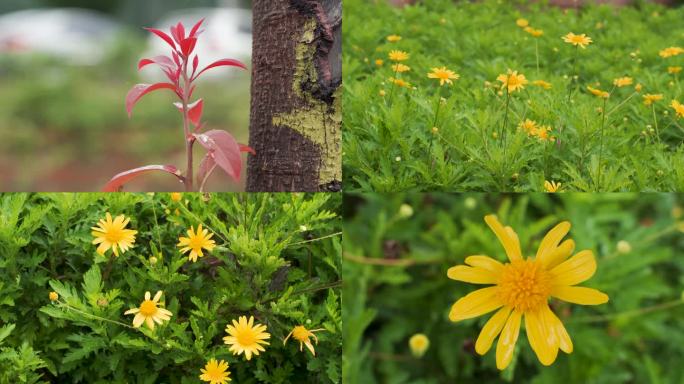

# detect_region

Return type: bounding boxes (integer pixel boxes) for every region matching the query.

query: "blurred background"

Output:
[343,193,684,383]
[0,0,252,191]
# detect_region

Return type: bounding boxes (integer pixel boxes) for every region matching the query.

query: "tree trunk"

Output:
[247,0,342,192]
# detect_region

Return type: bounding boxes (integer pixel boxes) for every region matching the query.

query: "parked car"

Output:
[0,8,122,65]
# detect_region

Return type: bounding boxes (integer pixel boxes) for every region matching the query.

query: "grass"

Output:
[343,0,684,192]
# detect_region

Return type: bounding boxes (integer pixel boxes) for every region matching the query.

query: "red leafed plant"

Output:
[103,19,253,192]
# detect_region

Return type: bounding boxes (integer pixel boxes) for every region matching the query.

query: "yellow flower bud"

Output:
[409,333,430,358]
[49,291,58,301]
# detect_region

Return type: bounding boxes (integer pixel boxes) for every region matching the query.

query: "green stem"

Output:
[387,67,399,106]
[288,231,342,247]
[535,39,540,76]
[501,88,511,162]
[428,89,443,156]
[652,104,660,143]
[596,97,607,192]
[56,301,134,329]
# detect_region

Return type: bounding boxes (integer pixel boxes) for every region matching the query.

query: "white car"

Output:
[140,7,252,81]
[0,8,122,65]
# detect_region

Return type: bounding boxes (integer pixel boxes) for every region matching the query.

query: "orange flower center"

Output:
[497,259,551,312]
[104,227,125,243]
[236,328,257,346]
[139,300,158,316]
[292,326,311,342]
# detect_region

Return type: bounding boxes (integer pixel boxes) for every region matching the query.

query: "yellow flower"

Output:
[516,18,529,28]
[379,89,386,97]
[392,63,411,73]
[659,47,684,58]
[199,358,231,384]
[668,66,682,74]
[562,32,592,48]
[284,325,324,356]
[613,77,633,87]
[386,34,402,42]
[177,224,216,262]
[544,180,561,192]
[587,85,609,99]
[223,316,271,360]
[634,83,643,92]
[389,77,411,88]
[536,125,554,142]
[524,27,544,37]
[91,213,137,257]
[409,334,430,357]
[427,66,460,86]
[388,50,409,61]
[124,291,173,330]
[532,80,552,90]
[375,59,384,66]
[170,192,182,202]
[672,100,684,118]
[643,94,663,106]
[518,119,539,136]
[497,70,528,93]
[49,291,58,301]
[447,215,609,370]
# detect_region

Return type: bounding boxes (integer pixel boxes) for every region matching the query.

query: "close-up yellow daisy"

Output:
[562,32,593,48]
[124,291,173,330]
[427,66,460,86]
[388,50,409,62]
[613,76,633,87]
[587,85,609,98]
[643,94,663,106]
[91,213,137,257]
[199,358,231,384]
[177,224,216,262]
[496,70,528,93]
[447,215,609,370]
[672,100,684,118]
[284,325,325,356]
[223,316,271,360]
[659,46,684,58]
[544,180,561,192]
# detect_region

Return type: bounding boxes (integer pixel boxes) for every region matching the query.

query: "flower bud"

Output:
[399,204,414,218]
[49,291,58,301]
[409,333,430,358]
[616,240,631,254]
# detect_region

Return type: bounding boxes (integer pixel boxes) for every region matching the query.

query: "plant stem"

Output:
[652,104,660,143]
[596,97,607,192]
[535,39,540,75]
[288,231,342,246]
[428,89,442,157]
[501,88,511,159]
[568,45,578,102]
[181,58,193,191]
[387,66,399,106]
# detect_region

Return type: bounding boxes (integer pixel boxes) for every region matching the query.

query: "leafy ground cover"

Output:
[343,193,684,383]
[0,192,341,383]
[344,0,684,192]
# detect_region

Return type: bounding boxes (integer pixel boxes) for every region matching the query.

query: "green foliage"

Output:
[343,193,684,383]
[0,193,341,383]
[343,0,684,192]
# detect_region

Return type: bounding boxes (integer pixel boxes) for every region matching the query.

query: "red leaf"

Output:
[172,50,181,67]
[144,28,176,49]
[180,37,197,57]
[102,165,183,192]
[239,144,255,155]
[196,152,217,188]
[194,59,247,80]
[194,130,242,181]
[126,83,176,118]
[138,55,175,71]
[189,18,205,38]
[171,22,185,44]
[192,55,199,76]
[188,99,203,126]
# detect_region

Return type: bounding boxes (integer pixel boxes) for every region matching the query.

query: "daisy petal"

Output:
[525,305,559,366]
[551,285,609,305]
[484,215,522,262]
[550,250,596,286]
[449,286,503,322]
[464,255,504,274]
[536,221,571,261]
[447,265,499,284]
[133,313,145,328]
[545,306,573,353]
[495,310,522,370]
[475,306,512,355]
[541,239,575,269]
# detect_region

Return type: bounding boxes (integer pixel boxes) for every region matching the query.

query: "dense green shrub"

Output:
[344,0,684,191]
[343,193,684,383]
[0,192,341,383]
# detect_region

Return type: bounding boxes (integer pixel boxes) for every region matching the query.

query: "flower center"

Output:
[139,300,158,316]
[497,259,551,312]
[292,326,310,342]
[105,227,124,243]
[205,367,225,380]
[189,236,206,250]
[236,328,257,346]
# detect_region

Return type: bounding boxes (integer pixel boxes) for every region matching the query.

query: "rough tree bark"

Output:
[247,0,342,192]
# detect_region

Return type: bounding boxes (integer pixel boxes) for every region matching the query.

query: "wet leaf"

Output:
[102,165,183,192]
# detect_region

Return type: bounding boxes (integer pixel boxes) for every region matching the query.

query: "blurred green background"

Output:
[0,0,252,191]
[343,193,684,383]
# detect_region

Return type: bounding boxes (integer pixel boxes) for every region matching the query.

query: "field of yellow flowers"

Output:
[0,193,341,383]
[343,0,684,192]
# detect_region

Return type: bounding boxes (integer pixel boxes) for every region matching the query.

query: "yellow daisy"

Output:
[516,18,529,28]
[388,50,409,62]
[668,66,682,74]
[518,119,539,136]
[199,358,231,384]
[386,34,402,42]
[497,70,528,93]
[587,85,609,99]
[284,325,325,356]
[447,215,609,370]
[91,213,137,257]
[536,125,554,142]
[544,180,561,192]
[170,192,182,202]
[49,291,58,301]
[391,63,411,73]
[524,27,544,37]
[613,77,633,87]
[427,66,460,86]
[389,77,411,88]
[562,32,592,49]
[659,47,684,58]
[124,291,173,330]
[643,94,663,106]
[672,100,684,118]
[177,224,216,262]
[223,316,271,360]
[532,80,552,90]
[375,59,384,67]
